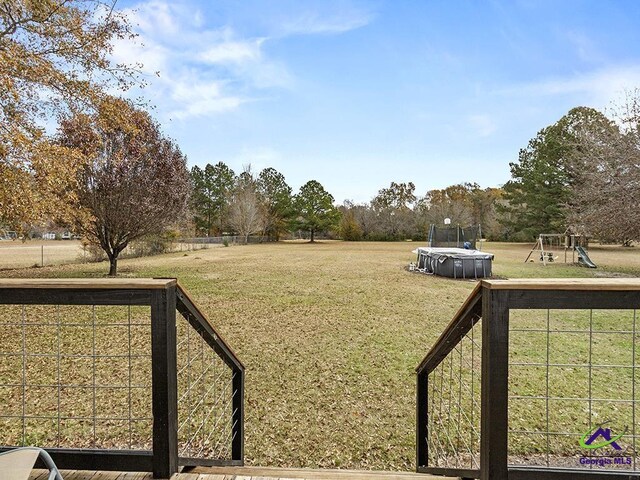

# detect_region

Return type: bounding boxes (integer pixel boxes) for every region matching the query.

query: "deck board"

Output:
[190,466,452,480]
[30,467,454,480]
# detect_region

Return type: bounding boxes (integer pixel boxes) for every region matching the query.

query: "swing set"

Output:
[524,232,592,266]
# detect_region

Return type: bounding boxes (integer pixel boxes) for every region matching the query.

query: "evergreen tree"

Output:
[292,180,340,242]
[190,162,235,235]
[257,167,293,240]
[499,107,610,240]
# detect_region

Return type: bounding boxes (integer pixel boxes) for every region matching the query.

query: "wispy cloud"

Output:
[496,65,640,108]
[199,38,265,65]
[278,8,373,36]
[169,80,245,119]
[112,2,289,121]
[125,1,185,35]
[112,0,374,122]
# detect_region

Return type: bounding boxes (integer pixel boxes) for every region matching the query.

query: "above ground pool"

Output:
[414,247,494,279]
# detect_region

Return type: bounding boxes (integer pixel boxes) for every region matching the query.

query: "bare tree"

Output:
[370,182,416,239]
[229,166,265,243]
[556,94,640,245]
[59,96,190,275]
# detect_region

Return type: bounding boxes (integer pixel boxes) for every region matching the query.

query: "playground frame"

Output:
[524,233,595,267]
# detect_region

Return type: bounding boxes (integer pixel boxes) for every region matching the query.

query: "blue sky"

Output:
[113,0,640,203]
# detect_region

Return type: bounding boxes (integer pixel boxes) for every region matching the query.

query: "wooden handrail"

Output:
[415,282,483,375]
[175,282,244,372]
[482,278,640,290]
[0,278,176,289]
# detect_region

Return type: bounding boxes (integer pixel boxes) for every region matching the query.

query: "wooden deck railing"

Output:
[0,278,244,479]
[417,279,640,480]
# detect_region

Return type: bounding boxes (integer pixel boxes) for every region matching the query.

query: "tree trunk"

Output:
[310,229,315,243]
[108,255,118,276]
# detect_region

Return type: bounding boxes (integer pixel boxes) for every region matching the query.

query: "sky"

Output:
[112,0,640,204]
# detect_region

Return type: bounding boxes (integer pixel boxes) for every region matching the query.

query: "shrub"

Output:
[81,241,107,262]
[129,234,173,257]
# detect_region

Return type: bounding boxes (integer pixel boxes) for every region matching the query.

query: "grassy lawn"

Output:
[1,240,640,470]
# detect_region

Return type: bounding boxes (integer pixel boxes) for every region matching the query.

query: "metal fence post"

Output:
[151,286,178,478]
[480,287,509,480]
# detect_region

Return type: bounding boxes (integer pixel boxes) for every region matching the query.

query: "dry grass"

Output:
[2,240,640,470]
[0,240,213,270]
[0,240,85,269]
[492,241,640,278]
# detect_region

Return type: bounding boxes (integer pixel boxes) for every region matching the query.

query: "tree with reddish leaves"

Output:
[59,96,190,275]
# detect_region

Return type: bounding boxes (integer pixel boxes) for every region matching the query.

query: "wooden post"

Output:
[151,286,178,478]
[416,372,428,469]
[480,288,509,480]
[232,369,244,462]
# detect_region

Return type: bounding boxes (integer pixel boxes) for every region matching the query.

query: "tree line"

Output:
[335,98,640,245]
[190,165,505,242]
[338,182,502,241]
[202,92,640,245]
[190,164,339,243]
[191,93,640,246]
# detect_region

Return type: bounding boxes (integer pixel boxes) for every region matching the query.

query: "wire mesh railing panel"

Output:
[176,311,236,461]
[0,304,153,450]
[509,308,639,471]
[426,316,482,470]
